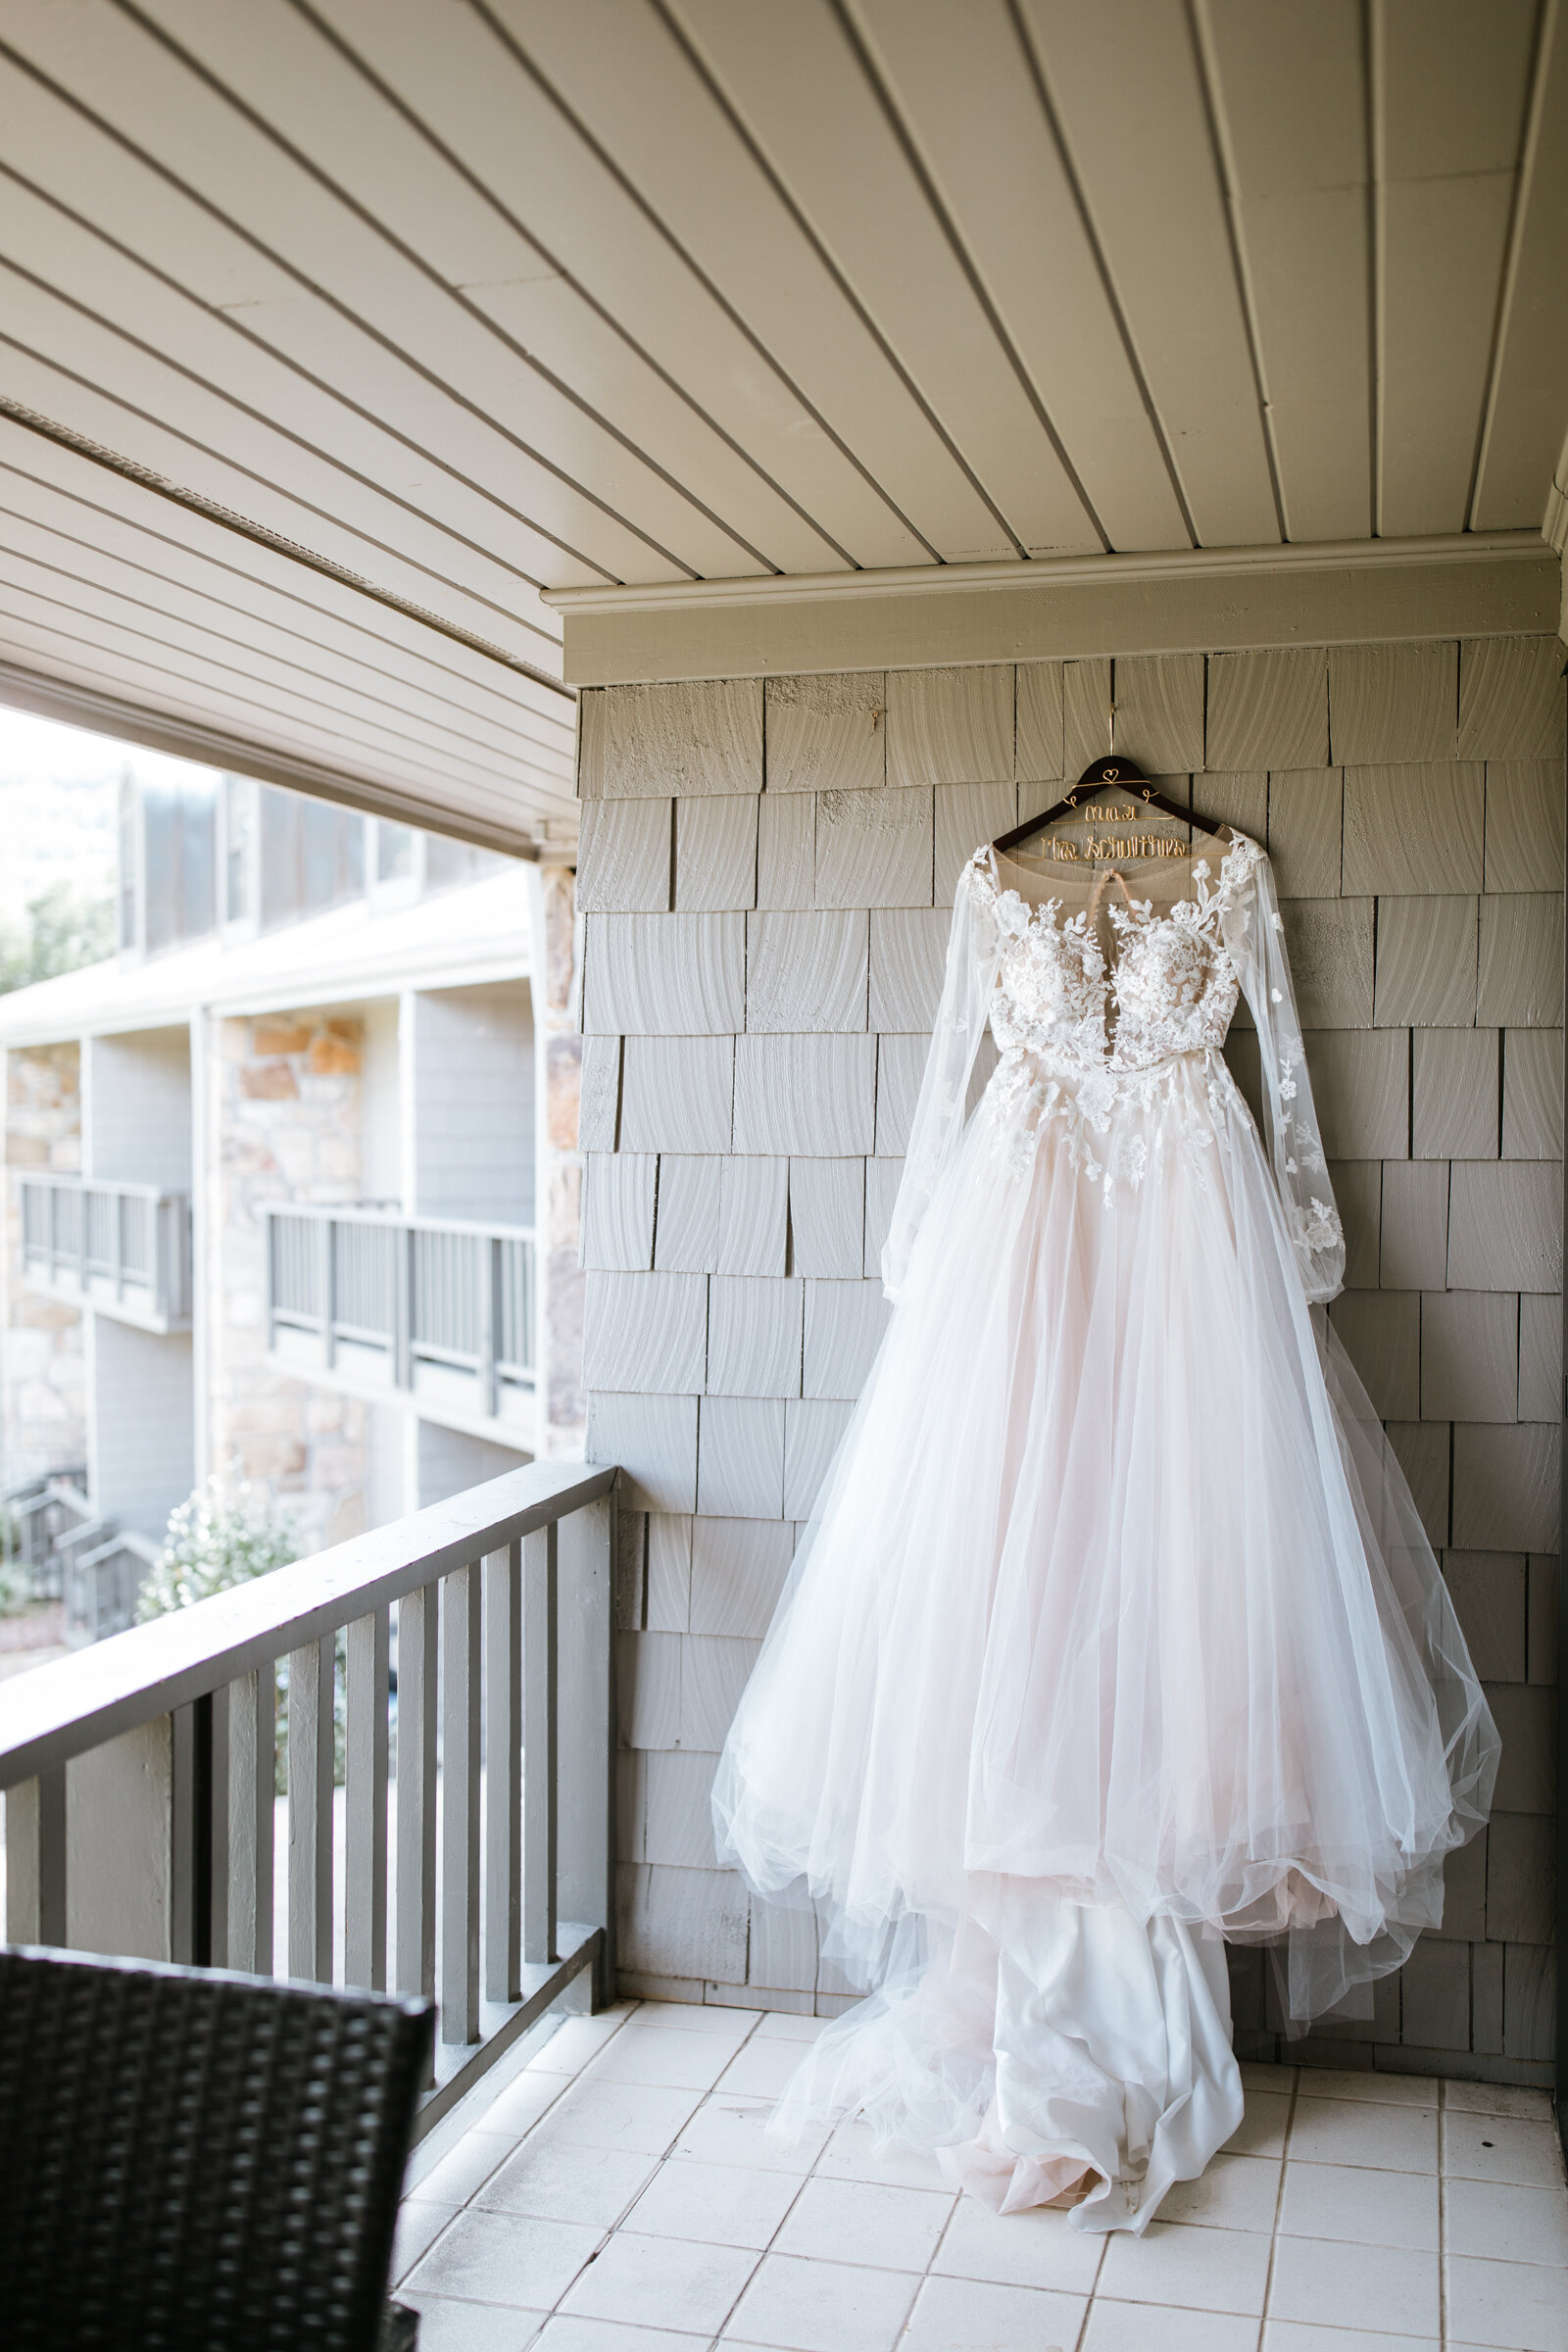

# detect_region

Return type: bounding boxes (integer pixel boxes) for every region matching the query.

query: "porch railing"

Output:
[19,1173,191,1333]
[265,1204,536,1435]
[0,1461,616,2134]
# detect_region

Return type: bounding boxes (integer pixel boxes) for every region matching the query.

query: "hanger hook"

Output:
[1108,697,1116,756]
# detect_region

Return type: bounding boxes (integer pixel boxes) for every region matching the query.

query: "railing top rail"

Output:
[0,1460,616,1789]
[18,1172,185,1205]
[262,1201,537,1245]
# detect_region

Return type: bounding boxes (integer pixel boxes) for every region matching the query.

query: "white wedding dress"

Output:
[713,831,1497,2233]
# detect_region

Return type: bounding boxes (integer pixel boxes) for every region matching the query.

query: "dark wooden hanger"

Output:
[992,754,1232,858]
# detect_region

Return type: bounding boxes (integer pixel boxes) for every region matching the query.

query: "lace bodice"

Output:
[882,829,1346,1308]
[975,840,1252,1074]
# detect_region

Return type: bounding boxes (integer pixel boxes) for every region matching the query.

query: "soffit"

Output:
[0,0,1563,822]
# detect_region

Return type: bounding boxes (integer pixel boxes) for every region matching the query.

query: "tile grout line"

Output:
[1438,2079,1448,2351]
[1255,2061,1301,2352]
[1070,2219,1111,2352]
[538,1997,778,2337]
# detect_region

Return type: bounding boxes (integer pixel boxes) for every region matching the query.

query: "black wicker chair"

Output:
[0,1944,434,2351]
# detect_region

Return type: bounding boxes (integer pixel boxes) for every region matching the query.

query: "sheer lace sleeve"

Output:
[1219,841,1346,1304]
[881,855,1004,1303]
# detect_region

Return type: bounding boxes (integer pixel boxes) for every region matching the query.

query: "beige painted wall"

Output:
[578,628,1564,2085]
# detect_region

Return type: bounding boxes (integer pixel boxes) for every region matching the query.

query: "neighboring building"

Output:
[1,763,583,1631]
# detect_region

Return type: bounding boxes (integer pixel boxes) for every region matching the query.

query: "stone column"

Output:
[2,1043,86,1488]
[530,861,585,1455]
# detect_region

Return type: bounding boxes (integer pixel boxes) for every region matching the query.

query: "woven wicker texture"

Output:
[0,1946,433,2352]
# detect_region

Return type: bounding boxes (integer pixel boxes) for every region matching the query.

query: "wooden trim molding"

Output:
[546,531,1563,685]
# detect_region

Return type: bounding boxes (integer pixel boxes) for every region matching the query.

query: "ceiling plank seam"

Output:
[464,0,942,568]
[831,0,1110,558]
[111,0,770,582]
[287,0,858,577]
[648,0,1032,564]
[1185,0,1291,544]
[0,393,574,698]
[1004,0,1200,553]
[1465,0,1555,531]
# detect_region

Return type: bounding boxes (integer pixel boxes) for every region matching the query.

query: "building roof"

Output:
[0,866,535,1046]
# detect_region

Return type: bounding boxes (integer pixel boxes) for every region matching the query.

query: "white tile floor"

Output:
[394,2000,1568,2352]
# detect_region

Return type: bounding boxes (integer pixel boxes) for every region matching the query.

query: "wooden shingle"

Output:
[677,795,759,910]
[887,664,1012,786]
[1374,897,1478,1029]
[746,909,868,1033]
[1342,764,1485,895]
[1015,662,1064,781]
[620,1036,734,1154]
[1412,1031,1497,1159]
[706,1275,805,1398]
[789,1158,866,1279]
[733,1035,876,1155]
[1458,637,1566,761]
[1267,769,1344,897]
[1328,641,1457,764]
[582,679,763,800]
[1207,648,1329,771]
[1421,1292,1519,1423]
[815,785,934,909]
[765,672,886,793]
[577,798,672,911]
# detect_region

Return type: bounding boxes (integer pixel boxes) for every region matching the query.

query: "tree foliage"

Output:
[0,884,116,997]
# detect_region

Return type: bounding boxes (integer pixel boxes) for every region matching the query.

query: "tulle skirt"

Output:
[713,1047,1496,2228]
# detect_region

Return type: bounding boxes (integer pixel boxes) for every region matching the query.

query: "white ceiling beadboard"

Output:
[0,0,1563,840]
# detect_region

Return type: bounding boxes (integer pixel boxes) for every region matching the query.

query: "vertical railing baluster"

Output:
[225,1666,275,1974]
[395,1224,413,1392]
[522,1521,558,1967]
[483,1541,521,2004]
[320,1216,337,1370]
[555,1497,616,2003]
[288,1632,335,1983]
[3,1766,67,1944]
[441,1563,482,2043]
[396,1583,438,2085]
[344,1607,389,1991]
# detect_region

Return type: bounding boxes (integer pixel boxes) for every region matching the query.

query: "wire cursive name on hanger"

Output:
[1025,803,1193,862]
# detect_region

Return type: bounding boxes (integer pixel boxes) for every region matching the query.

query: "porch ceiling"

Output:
[0,1,1564,843]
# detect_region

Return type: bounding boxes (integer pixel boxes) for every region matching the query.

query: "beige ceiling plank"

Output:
[3,0,751,586]
[1018,0,1280,552]
[0,603,561,832]
[493,0,1007,564]
[0,507,572,783]
[1200,0,1373,544]
[0,652,560,855]
[0,564,538,803]
[133,0,846,581]
[667,0,1100,559]
[0,44,690,596]
[0,301,573,669]
[851,0,1189,554]
[1471,0,1568,529]
[0,422,575,758]
[1377,0,1539,537]
[313,0,929,572]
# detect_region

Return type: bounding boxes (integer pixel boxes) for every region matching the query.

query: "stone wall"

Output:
[207,1011,369,1554]
[579,639,1564,2082]
[2,1043,85,1487]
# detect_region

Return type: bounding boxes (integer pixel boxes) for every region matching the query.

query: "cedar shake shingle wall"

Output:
[578,637,1565,2081]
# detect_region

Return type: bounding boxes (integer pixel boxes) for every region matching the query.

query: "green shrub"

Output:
[138,1476,344,1789]
[136,1475,298,1619]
